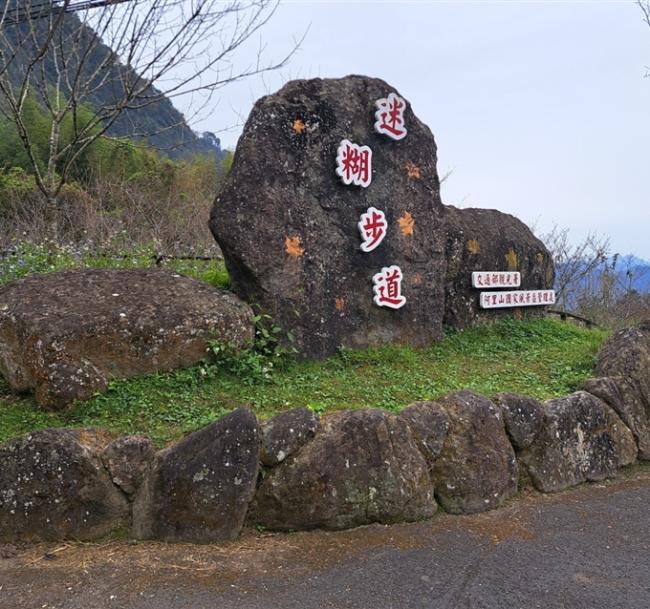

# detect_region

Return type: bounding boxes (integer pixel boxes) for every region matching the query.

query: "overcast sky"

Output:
[180,0,650,260]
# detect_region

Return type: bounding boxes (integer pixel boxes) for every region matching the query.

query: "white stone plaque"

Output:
[472,271,521,288]
[479,290,556,309]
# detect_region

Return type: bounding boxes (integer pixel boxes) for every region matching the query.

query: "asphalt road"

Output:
[2,468,650,609]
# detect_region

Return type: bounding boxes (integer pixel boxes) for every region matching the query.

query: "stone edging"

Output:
[1,322,649,544]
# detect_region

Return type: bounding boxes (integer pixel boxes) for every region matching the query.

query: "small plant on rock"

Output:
[206,313,297,384]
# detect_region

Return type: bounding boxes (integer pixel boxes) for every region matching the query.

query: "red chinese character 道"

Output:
[336,139,372,187]
[373,265,406,309]
[358,207,387,252]
[374,93,407,140]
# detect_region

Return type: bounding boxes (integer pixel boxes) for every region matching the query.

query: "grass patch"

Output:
[0,318,608,447]
[0,242,229,289]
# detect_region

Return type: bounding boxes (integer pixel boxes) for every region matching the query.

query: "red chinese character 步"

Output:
[373,265,406,309]
[374,92,407,140]
[358,207,387,252]
[336,139,372,187]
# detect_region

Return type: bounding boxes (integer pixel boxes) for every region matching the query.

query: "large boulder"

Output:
[133,408,260,543]
[0,268,254,409]
[432,391,518,514]
[518,391,637,493]
[210,76,448,358]
[0,428,129,542]
[210,76,555,357]
[247,409,436,530]
[443,206,554,328]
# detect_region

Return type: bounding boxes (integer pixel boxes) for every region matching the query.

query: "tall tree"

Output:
[0,0,296,207]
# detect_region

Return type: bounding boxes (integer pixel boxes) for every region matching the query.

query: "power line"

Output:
[1,0,135,25]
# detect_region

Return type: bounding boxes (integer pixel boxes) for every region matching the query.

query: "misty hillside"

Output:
[0,2,224,160]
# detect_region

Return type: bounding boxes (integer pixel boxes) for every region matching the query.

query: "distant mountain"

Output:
[0,4,225,161]
[556,255,650,307]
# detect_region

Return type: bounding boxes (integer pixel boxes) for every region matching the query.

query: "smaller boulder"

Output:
[0,428,129,542]
[260,408,319,467]
[101,436,156,497]
[0,268,254,409]
[133,408,260,543]
[431,391,518,514]
[519,391,637,493]
[583,376,650,460]
[492,393,544,451]
[399,401,449,466]
[443,206,554,329]
[248,409,436,531]
[595,327,650,405]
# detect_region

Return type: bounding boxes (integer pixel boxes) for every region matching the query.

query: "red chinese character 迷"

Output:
[336,139,372,187]
[374,92,407,140]
[373,265,406,309]
[358,207,387,252]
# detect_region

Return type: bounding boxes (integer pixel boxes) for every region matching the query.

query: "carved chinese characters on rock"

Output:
[373,266,406,309]
[374,92,407,140]
[335,139,372,187]
[358,207,387,253]
[336,91,409,311]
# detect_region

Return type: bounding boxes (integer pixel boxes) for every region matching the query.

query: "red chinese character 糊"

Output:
[373,265,406,309]
[374,92,407,140]
[358,207,387,252]
[336,139,372,187]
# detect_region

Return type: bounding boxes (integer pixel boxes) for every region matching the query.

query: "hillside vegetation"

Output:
[0,96,232,253]
[0,2,224,160]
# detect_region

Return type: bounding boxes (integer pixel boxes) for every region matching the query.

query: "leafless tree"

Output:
[541,224,650,328]
[0,0,297,207]
[540,224,610,310]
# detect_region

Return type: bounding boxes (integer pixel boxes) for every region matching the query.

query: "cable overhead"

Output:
[1,0,135,25]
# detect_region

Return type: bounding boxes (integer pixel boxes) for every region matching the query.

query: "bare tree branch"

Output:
[0,0,299,204]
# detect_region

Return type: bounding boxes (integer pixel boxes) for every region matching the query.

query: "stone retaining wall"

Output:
[1,322,648,544]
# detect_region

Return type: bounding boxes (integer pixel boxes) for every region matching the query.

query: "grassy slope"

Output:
[0,316,607,447]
